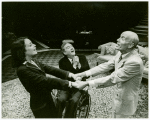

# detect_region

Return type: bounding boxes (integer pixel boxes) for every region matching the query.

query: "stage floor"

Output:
[2,50,148,118]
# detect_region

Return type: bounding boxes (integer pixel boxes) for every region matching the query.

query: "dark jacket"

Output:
[59,55,90,82]
[17,59,70,117]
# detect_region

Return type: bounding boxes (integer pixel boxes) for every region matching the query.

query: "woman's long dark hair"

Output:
[11,37,27,68]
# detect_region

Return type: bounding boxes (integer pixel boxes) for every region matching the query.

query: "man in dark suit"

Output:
[57,42,90,118]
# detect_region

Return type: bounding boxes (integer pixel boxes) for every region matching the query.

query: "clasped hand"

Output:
[71,73,85,81]
[71,81,88,90]
[69,73,88,89]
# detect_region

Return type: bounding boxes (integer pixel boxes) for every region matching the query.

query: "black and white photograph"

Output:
[2,1,148,118]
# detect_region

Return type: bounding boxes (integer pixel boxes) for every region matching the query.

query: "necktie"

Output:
[71,59,73,64]
[76,65,79,71]
[118,54,122,63]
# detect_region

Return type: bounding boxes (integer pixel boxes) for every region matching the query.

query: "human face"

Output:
[63,43,75,57]
[24,39,37,56]
[116,32,133,53]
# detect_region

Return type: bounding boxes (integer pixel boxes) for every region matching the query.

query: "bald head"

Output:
[116,31,139,54]
[121,31,139,48]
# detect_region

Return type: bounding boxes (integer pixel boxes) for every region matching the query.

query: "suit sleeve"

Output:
[38,60,69,80]
[86,55,116,77]
[59,59,75,82]
[59,59,67,71]
[81,55,90,81]
[88,60,141,88]
[17,67,69,91]
[83,55,90,71]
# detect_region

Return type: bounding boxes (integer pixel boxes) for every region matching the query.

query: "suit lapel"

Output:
[64,56,80,71]
[25,62,45,73]
[78,55,82,69]
[64,56,74,70]
[116,50,137,69]
[116,59,125,69]
[32,59,45,72]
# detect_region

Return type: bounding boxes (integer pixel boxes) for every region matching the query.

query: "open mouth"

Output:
[71,49,75,53]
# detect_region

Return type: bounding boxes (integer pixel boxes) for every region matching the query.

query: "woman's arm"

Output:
[37,60,70,80]
[17,67,70,91]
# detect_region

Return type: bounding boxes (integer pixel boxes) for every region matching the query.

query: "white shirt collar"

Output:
[23,60,34,65]
[23,61,27,65]
[23,60,41,70]
[68,58,73,63]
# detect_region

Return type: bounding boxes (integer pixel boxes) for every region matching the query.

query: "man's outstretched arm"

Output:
[74,55,116,80]
[75,59,141,89]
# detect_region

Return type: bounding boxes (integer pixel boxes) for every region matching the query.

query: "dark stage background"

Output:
[2,2,148,51]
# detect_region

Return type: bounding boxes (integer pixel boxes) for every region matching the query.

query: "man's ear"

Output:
[128,42,134,48]
[63,51,67,55]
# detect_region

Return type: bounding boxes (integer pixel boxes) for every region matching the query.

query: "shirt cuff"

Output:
[73,65,77,69]
[85,70,92,77]
[68,81,72,88]
[87,80,95,87]
[68,73,72,78]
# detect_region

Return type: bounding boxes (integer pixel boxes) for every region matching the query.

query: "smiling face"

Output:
[63,43,75,57]
[24,39,37,57]
[116,31,135,54]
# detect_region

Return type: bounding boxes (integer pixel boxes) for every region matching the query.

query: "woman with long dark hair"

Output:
[11,37,78,118]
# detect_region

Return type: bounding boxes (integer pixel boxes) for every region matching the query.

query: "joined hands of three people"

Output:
[69,72,89,90]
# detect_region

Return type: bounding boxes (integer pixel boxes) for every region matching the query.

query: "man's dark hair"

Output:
[61,42,68,52]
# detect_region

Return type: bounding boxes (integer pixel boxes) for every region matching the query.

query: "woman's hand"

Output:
[72,81,89,90]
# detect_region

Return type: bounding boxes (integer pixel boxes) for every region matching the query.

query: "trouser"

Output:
[112,110,130,118]
[31,101,58,118]
[56,89,83,118]
[115,114,130,118]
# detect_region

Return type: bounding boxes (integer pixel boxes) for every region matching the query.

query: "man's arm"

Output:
[75,59,141,89]
[59,59,68,71]
[59,58,78,81]
[82,55,90,71]
[87,60,141,88]
[75,55,116,79]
